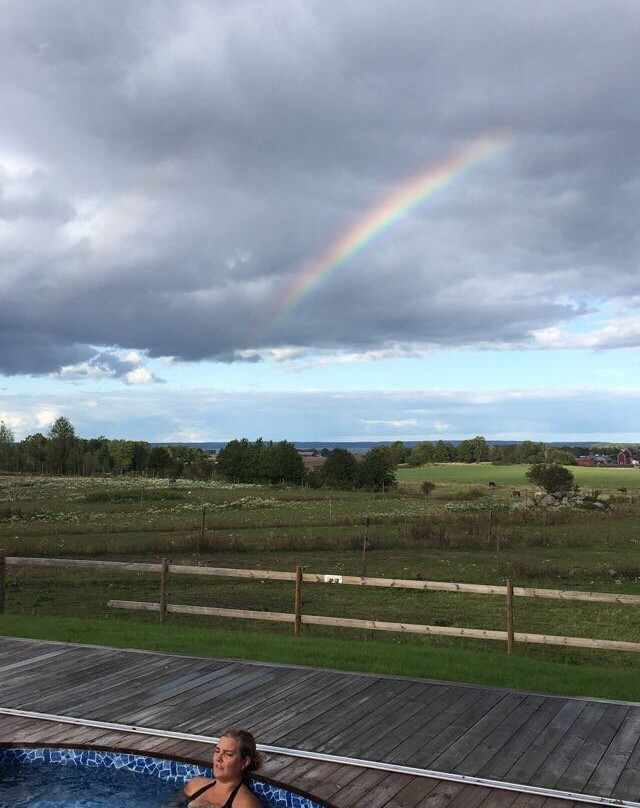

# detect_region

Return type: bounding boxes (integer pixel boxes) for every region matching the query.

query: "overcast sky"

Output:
[1,0,639,442]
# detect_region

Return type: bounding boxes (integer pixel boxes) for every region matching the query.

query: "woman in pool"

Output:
[182,728,264,808]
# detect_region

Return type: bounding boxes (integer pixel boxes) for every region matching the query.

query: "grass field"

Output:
[3,613,640,702]
[397,462,640,489]
[2,470,640,698]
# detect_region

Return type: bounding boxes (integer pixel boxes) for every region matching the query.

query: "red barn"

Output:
[618,449,635,466]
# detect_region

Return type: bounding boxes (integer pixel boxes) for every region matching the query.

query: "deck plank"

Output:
[532,702,608,790]
[479,699,566,781]
[387,689,506,766]
[503,700,588,786]
[421,691,526,770]
[584,707,640,796]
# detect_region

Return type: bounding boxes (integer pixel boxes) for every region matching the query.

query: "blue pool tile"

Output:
[0,747,328,808]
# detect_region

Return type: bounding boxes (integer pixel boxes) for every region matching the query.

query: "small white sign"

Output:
[324,574,343,584]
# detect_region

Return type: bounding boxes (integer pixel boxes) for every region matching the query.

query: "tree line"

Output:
[216,440,396,491]
[0,417,215,479]
[0,419,398,490]
[396,437,582,466]
[1,417,630,486]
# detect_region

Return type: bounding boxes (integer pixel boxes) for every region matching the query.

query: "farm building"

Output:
[577,453,615,467]
[298,450,327,470]
[618,448,638,466]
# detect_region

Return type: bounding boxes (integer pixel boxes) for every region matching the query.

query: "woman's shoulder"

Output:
[184,776,214,796]
[234,782,263,808]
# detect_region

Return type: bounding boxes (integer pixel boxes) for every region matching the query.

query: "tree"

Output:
[322,448,359,489]
[47,416,77,473]
[0,421,15,470]
[358,446,396,491]
[456,439,476,463]
[270,440,304,482]
[216,439,251,482]
[131,441,150,473]
[21,433,48,472]
[215,438,302,483]
[472,435,489,462]
[490,443,517,464]
[389,441,408,466]
[526,462,575,494]
[515,440,546,464]
[407,441,435,466]
[546,447,577,465]
[456,435,489,463]
[148,446,171,477]
[108,440,134,474]
[434,440,455,462]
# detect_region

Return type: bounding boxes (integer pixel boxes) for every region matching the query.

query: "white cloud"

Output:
[124,366,154,385]
[54,349,161,385]
[363,419,418,427]
[58,361,113,381]
[0,411,25,430]
[279,346,429,372]
[62,190,154,257]
[35,409,59,429]
[0,152,41,178]
[532,317,640,350]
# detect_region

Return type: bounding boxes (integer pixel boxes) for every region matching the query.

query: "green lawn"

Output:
[3,613,640,702]
[397,462,640,489]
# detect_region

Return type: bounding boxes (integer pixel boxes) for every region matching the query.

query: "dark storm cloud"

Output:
[1,0,639,376]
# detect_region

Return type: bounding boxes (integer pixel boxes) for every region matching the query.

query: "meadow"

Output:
[396,462,640,488]
[2,465,640,699]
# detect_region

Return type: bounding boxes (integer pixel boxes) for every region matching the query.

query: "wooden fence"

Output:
[3,553,640,654]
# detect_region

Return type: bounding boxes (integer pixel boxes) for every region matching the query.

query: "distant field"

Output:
[397,462,640,489]
[2,472,640,694]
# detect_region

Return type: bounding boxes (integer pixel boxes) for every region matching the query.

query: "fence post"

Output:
[506,578,514,655]
[198,505,207,556]
[160,557,169,624]
[0,550,5,614]
[361,518,370,578]
[294,565,302,636]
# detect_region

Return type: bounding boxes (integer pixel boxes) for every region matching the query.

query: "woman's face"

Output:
[213,735,248,782]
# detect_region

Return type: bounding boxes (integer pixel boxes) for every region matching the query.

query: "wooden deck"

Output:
[2,637,639,808]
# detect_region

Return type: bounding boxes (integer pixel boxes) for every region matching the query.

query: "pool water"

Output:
[0,748,324,808]
[0,759,180,807]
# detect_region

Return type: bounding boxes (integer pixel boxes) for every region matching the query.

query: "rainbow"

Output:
[274,136,507,325]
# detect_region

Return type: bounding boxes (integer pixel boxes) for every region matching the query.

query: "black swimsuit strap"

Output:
[187,779,245,807]
[222,780,244,808]
[187,781,217,804]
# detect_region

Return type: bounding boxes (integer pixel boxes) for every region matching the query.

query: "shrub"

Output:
[0,505,22,521]
[85,489,186,503]
[526,462,574,494]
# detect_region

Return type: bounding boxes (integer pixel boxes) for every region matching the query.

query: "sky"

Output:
[1,0,640,443]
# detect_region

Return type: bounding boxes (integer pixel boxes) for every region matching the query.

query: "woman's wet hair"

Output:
[220,728,264,772]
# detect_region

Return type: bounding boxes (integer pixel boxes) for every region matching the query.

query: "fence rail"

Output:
[105,599,640,653]
[6,556,640,604]
[3,554,640,654]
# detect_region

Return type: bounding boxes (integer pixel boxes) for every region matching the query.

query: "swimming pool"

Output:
[0,747,328,808]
